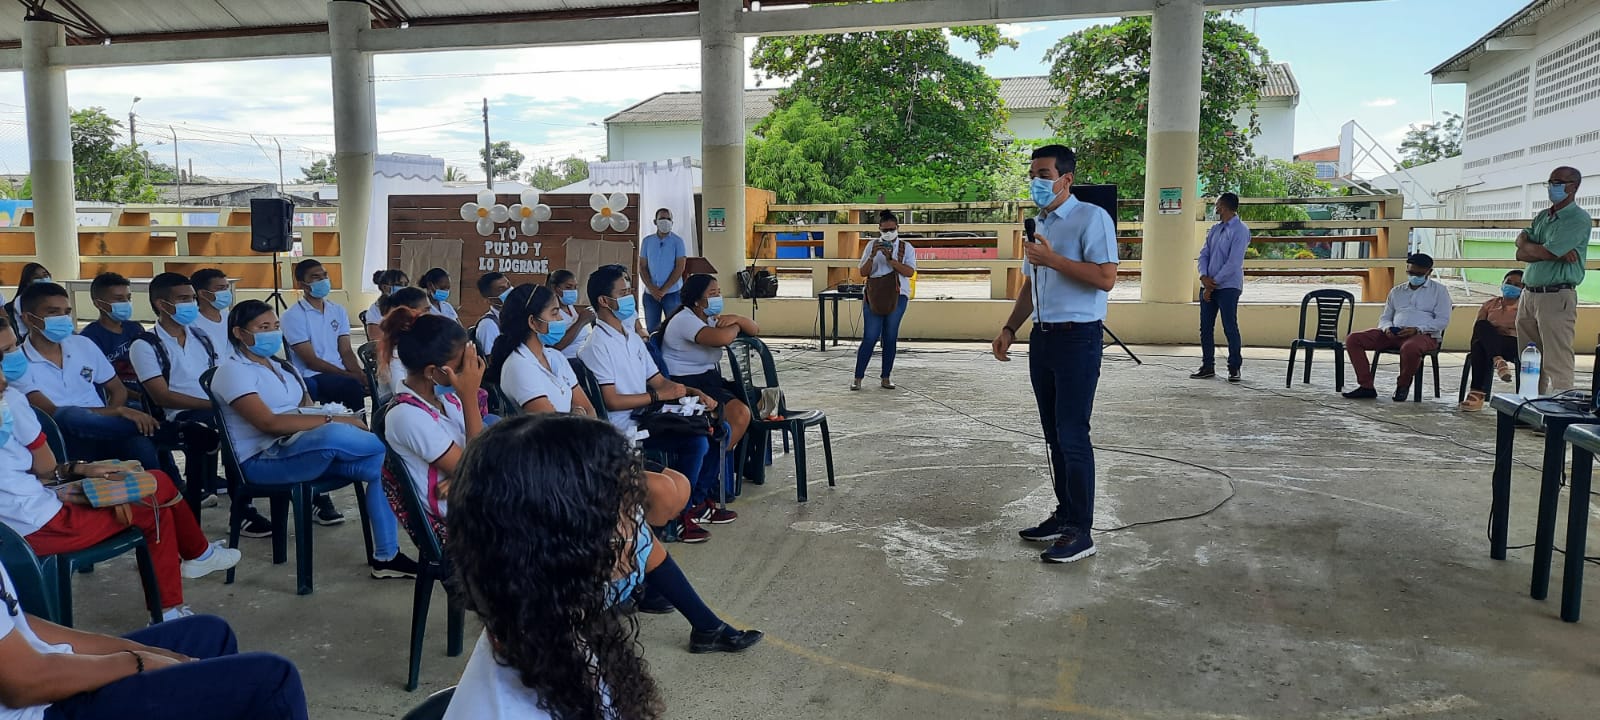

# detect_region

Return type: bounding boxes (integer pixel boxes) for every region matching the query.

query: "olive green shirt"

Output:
[1522,203,1594,288]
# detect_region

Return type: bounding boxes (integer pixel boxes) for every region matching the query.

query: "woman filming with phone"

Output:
[852,211,917,391]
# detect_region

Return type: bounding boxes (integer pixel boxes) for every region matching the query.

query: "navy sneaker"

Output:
[1018,514,1070,543]
[1041,531,1096,564]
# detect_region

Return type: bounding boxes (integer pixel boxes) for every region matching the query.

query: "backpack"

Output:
[137,327,218,380]
[380,392,462,544]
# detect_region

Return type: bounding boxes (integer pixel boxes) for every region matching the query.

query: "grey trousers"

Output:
[1516,288,1577,394]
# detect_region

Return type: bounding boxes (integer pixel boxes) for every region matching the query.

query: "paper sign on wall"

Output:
[1158,187,1183,215]
[707,208,726,232]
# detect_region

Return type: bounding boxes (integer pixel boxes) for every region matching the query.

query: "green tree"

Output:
[751,24,1016,202]
[1396,112,1462,169]
[300,157,336,183]
[1043,13,1270,196]
[480,141,525,184]
[69,107,160,203]
[443,166,468,182]
[525,156,590,190]
[745,99,873,205]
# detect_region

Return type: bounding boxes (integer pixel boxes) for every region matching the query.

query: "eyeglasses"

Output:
[1548,180,1574,187]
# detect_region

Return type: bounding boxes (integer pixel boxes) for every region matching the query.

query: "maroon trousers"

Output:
[1345,329,1439,391]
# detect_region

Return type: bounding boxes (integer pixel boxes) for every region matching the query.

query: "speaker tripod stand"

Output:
[1102,323,1141,365]
[264,251,289,313]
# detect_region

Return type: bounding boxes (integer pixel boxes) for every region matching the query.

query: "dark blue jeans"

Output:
[643,291,681,334]
[644,427,723,508]
[855,294,909,379]
[1027,323,1103,530]
[303,372,366,413]
[1199,287,1242,372]
[53,406,162,470]
[44,615,308,720]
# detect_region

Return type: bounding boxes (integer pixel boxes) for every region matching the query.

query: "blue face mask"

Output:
[171,301,200,326]
[209,290,233,311]
[31,277,51,285]
[538,318,570,346]
[39,315,73,343]
[705,296,724,316]
[434,383,457,398]
[307,278,331,299]
[496,288,512,305]
[1502,284,1523,299]
[1407,274,1428,288]
[1030,177,1060,208]
[613,295,637,322]
[1549,183,1569,205]
[561,289,579,306]
[248,330,284,358]
[2,349,28,382]
[0,399,13,448]
[106,301,134,322]
[432,289,450,303]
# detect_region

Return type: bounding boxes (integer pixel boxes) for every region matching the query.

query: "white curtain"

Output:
[587,158,700,255]
[364,153,446,292]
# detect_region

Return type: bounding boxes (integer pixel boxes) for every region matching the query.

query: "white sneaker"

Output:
[181,542,242,579]
[160,605,195,622]
[201,495,220,509]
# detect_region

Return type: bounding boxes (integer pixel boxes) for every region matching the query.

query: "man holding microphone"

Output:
[992,145,1119,564]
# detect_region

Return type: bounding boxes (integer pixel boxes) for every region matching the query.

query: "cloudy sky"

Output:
[0,0,1511,185]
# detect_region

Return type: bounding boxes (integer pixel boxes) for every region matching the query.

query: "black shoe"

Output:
[1041,531,1097,564]
[1190,367,1216,379]
[370,552,420,579]
[238,507,274,539]
[654,520,683,544]
[1018,514,1071,543]
[1392,387,1411,402]
[312,494,345,526]
[1227,370,1242,384]
[637,585,676,615]
[1342,387,1378,400]
[689,625,764,654]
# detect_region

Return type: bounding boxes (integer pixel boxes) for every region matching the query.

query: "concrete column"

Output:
[1139,0,1204,304]
[328,1,376,305]
[22,20,78,281]
[699,0,747,294]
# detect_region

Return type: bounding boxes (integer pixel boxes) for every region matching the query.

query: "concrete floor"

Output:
[63,340,1599,719]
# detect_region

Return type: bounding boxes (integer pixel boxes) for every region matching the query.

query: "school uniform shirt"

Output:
[129,324,217,421]
[475,310,501,354]
[577,322,658,434]
[662,310,722,376]
[13,335,113,410]
[555,306,592,360]
[193,312,229,353]
[385,355,407,402]
[0,563,73,720]
[1025,194,1120,324]
[0,388,60,537]
[430,299,460,323]
[501,344,578,413]
[79,320,146,382]
[384,390,465,518]
[859,238,918,297]
[211,352,306,463]
[442,632,558,720]
[364,301,383,327]
[281,298,351,378]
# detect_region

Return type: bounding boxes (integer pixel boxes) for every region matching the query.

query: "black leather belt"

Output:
[1525,284,1576,293]
[1034,320,1102,332]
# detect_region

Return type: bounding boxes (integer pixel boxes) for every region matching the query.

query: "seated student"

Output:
[485,284,596,417]
[281,258,368,414]
[1460,270,1525,412]
[374,288,432,405]
[0,585,309,720]
[418,268,459,324]
[3,263,51,337]
[127,273,225,519]
[545,269,594,364]
[12,283,163,472]
[0,315,241,621]
[77,273,146,383]
[578,266,729,543]
[1343,253,1454,401]
[471,272,511,354]
[189,268,233,350]
[210,300,416,579]
[661,273,759,468]
[364,269,410,341]
[442,416,756,720]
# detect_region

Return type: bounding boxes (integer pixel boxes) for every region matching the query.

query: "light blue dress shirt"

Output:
[641,232,687,294]
[1198,216,1250,291]
[1023,195,1120,324]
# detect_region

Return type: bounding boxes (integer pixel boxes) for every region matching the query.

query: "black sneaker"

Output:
[370,552,420,579]
[238,506,274,539]
[1190,367,1216,380]
[1392,387,1411,402]
[1227,370,1242,384]
[312,494,345,526]
[1018,514,1071,543]
[1041,531,1097,564]
[654,520,683,544]
[689,624,764,654]
[1342,387,1378,400]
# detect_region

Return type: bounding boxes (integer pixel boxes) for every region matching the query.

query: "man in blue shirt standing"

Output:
[992,145,1119,564]
[1192,192,1250,382]
[640,208,688,333]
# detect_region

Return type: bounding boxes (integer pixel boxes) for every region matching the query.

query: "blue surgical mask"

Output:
[308,278,331,299]
[209,290,234,310]
[1407,274,1427,288]
[613,295,637,322]
[107,301,134,322]
[1502,284,1523,299]
[561,289,579,306]
[31,277,51,285]
[248,330,284,358]
[705,297,724,316]
[1549,183,1569,205]
[432,289,450,303]
[1030,177,1060,208]
[605,522,649,609]
[538,318,570,346]
[496,288,512,305]
[385,285,401,296]
[434,384,457,398]
[171,301,200,326]
[40,315,73,343]
[0,399,13,447]
[2,349,28,382]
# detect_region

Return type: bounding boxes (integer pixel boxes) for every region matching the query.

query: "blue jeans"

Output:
[645,429,721,508]
[239,423,399,561]
[53,406,162,470]
[1027,323,1103,530]
[304,373,367,412]
[1199,287,1243,372]
[855,294,909,379]
[44,615,308,720]
[643,291,681,334]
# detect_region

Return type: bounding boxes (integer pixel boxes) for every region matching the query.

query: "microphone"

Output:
[1024,217,1036,243]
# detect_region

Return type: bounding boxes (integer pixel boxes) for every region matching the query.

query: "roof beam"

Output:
[736,0,1371,36]
[1432,71,1471,85]
[1485,35,1536,51]
[358,12,700,53]
[42,30,331,68]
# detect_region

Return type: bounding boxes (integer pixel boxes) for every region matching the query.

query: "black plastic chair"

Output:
[358,341,385,404]
[1374,331,1445,403]
[1458,352,1521,402]
[372,403,465,692]
[572,365,669,469]
[400,687,456,720]
[725,337,835,502]
[1286,289,1355,391]
[201,368,374,595]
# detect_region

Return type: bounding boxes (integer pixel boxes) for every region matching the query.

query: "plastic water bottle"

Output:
[1519,343,1542,398]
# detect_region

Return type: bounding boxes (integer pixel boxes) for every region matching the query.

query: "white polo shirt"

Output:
[210,351,307,463]
[384,391,466,518]
[129,324,218,421]
[430,299,460,322]
[364,301,382,328]
[859,238,918,297]
[501,344,578,413]
[193,312,229,352]
[555,306,592,360]
[577,321,658,433]
[662,311,722,377]
[0,563,72,720]
[281,298,351,378]
[13,334,113,409]
[0,389,60,537]
[475,311,501,354]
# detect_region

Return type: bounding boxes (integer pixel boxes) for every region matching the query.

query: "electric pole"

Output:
[274,137,284,196]
[171,126,181,203]
[482,98,494,189]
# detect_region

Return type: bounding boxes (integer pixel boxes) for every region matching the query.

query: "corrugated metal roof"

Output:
[1262,62,1298,99]
[1428,0,1565,77]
